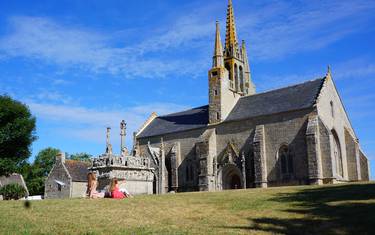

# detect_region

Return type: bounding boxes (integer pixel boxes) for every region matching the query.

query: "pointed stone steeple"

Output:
[242,40,256,94]
[225,0,239,53]
[213,21,224,68]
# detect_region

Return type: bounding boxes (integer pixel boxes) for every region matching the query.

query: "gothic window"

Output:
[214,89,218,96]
[332,130,343,177]
[279,145,294,176]
[330,101,335,118]
[234,64,238,90]
[239,66,244,92]
[216,112,220,120]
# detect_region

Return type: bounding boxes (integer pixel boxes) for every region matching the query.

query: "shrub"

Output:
[0,183,27,200]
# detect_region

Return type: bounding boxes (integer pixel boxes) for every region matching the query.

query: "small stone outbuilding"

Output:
[45,153,90,199]
[0,173,29,198]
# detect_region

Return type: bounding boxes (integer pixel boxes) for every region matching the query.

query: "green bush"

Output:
[0,183,27,200]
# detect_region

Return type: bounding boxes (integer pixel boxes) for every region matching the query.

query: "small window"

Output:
[214,89,218,96]
[330,101,334,118]
[211,71,218,76]
[216,112,220,120]
[57,184,62,192]
[279,145,293,176]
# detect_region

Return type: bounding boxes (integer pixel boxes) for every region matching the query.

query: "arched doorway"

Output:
[219,164,243,190]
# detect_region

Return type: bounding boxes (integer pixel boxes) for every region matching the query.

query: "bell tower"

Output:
[208,0,256,124]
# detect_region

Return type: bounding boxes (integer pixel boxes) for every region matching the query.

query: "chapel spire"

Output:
[213,21,224,68]
[225,0,239,52]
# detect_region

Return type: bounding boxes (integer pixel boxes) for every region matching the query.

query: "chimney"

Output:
[56,152,66,164]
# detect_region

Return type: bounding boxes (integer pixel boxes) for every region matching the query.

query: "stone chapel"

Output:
[133,0,370,194]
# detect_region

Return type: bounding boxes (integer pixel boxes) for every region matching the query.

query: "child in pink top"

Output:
[110,178,126,199]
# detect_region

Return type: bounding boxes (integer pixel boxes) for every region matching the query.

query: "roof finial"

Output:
[326,65,332,79]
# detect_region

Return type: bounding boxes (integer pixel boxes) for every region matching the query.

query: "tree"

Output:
[0,95,37,176]
[68,152,92,162]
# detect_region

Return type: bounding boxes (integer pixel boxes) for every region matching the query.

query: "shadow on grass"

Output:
[222,183,375,235]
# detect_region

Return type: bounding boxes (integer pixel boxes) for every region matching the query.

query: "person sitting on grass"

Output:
[109,178,126,199]
[87,172,104,199]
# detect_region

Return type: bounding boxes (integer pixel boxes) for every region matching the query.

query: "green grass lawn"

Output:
[1,182,374,235]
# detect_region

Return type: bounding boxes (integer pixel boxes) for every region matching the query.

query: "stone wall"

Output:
[138,108,314,191]
[71,182,87,198]
[359,150,370,181]
[45,161,71,199]
[318,119,334,181]
[316,78,352,180]
[345,129,359,181]
[139,128,206,192]
[316,77,369,181]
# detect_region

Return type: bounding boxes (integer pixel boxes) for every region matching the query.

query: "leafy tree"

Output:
[0,95,37,176]
[34,147,60,177]
[68,152,92,162]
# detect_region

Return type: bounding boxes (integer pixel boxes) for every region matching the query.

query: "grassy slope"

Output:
[0,182,374,235]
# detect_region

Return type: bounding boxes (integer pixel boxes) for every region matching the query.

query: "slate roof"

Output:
[138,78,325,138]
[64,160,91,182]
[226,78,325,121]
[137,105,209,138]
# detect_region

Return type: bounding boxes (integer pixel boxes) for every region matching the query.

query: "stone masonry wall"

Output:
[317,78,354,180]
[345,129,359,181]
[360,150,370,181]
[71,182,87,198]
[319,119,333,180]
[138,108,314,190]
[45,162,71,199]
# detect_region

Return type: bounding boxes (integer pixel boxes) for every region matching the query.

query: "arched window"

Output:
[216,112,220,120]
[330,101,335,118]
[332,130,343,177]
[225,63,233,89]
[239,66,244,92]
[279,145,294,176]
[234,64,238,90]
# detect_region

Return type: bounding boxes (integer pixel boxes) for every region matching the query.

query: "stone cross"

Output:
[106,127,113,154]
[120,120,126,153]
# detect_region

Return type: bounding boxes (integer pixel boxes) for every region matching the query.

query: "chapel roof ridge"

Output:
[158,104,209,118]
[245,77,326,99]
[159,77,326,117]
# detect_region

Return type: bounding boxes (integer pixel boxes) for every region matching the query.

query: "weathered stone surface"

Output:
[90,153,154,195]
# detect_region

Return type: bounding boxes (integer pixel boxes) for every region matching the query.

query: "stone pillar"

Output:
[197,141,209,191]
[306,115,323,185]
[213,156,217,191]
[253,125,267,188]
[170,142,180,192]
[241,152,246,189]
[355,141,362,181]
[159,138,166,194]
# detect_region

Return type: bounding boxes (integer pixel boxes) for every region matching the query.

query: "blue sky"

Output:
[0,0,374,178]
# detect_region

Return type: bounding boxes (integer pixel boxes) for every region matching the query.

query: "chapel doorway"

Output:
[221,164,242,190]
[230,174,241,189]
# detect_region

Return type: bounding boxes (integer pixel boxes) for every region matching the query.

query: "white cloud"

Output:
[0,0,374,78]
[26,101,189,147]
[241,0,375,60]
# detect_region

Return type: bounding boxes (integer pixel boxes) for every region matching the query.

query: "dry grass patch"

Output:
[0,182,374,234]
